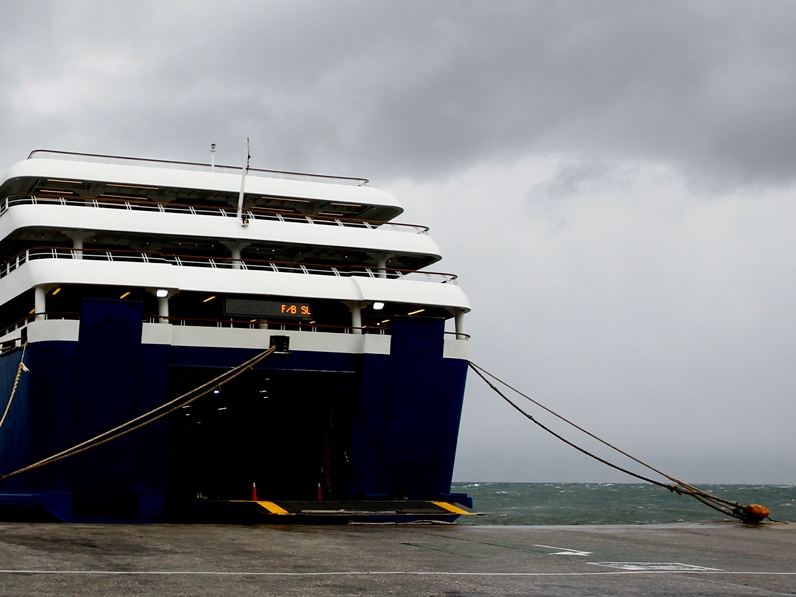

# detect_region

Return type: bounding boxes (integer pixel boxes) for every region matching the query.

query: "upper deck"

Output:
[0,149,470,343]
[0,150,404,222]
[0,149,441,271]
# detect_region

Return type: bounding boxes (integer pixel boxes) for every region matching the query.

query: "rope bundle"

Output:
[0,343,28,433]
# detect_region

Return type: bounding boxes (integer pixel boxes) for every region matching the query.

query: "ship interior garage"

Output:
[166,367,356,509]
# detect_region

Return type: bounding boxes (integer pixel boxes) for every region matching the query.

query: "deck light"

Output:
[373,302,385,310]
[408,309,426,316]
[381,319,390,324]
[213,389,220,394]
[39,189,74,194]
[156,289,169,298]
[107,183,160,190]
[51,287,61,296]
[119,291,131,299]
[260,196,310,203]
[203,295,216,303]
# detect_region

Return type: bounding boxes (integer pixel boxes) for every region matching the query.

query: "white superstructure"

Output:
[0,150,470,354]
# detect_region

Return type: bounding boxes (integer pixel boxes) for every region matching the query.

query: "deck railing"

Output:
[0,194,429,235]
[0,312,469,346]
[27,149,369,186]
[0,246,458,284]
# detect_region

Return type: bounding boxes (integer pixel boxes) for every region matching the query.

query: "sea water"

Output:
[451,483,795,525]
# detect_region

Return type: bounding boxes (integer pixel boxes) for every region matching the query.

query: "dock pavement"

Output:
[0,521,793,596]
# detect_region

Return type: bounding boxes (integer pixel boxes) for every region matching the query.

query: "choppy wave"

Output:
[451,483,795,525]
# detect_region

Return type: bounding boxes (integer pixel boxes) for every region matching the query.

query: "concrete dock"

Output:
[0,522,793,596]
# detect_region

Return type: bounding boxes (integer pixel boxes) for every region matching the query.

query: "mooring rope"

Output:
[469,361,774,523]
[0,346,275,484]
[0,343,28,434]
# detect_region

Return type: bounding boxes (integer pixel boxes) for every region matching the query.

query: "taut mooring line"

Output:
[468,361,774,523]
[0,346,275,483]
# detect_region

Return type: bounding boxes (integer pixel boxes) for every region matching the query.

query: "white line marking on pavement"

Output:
[590,562,721,572]
[0,570,793,577]
[534,544,592,556]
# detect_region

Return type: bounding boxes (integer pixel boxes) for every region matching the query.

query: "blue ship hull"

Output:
[0,300,469,522]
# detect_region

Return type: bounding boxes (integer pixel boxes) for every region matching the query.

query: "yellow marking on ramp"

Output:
[431,501,475,516]
[257,501,290,515]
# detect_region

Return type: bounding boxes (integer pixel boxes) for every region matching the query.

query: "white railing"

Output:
[0,247,458,284]
[0,312,468,345]
[0,195,429,235]
[27,149,369,186]
[1,313,467,345]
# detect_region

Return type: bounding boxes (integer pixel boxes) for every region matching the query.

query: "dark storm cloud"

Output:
[2,1,796,186]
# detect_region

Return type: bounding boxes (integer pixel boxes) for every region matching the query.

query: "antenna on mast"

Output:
[210,143,217,173]
[236,137,250,226]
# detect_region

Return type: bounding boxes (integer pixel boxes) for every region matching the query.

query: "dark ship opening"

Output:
[165,368,355,514]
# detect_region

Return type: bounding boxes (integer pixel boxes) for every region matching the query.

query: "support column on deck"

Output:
[63,230,93,260]
[351,303,363,334]
[454,309,467,340]
[149,289,176,323]
[369,253,393,279]
[346,302,363,334]
[376,255,388,279]
[158,297,169,323]
[222,241,251,270]
[34,285,46,321]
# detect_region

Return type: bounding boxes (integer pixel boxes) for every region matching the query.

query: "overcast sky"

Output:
[2,1,795,484]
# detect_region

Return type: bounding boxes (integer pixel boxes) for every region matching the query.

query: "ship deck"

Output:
[0,522,793,596]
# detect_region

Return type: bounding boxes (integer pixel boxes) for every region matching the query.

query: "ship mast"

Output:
[236,136,250,224]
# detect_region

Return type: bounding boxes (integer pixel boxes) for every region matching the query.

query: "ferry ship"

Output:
[0,149,472,522]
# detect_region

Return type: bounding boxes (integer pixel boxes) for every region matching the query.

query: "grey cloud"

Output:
[2,1,796,187]
[528,159,642,202]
